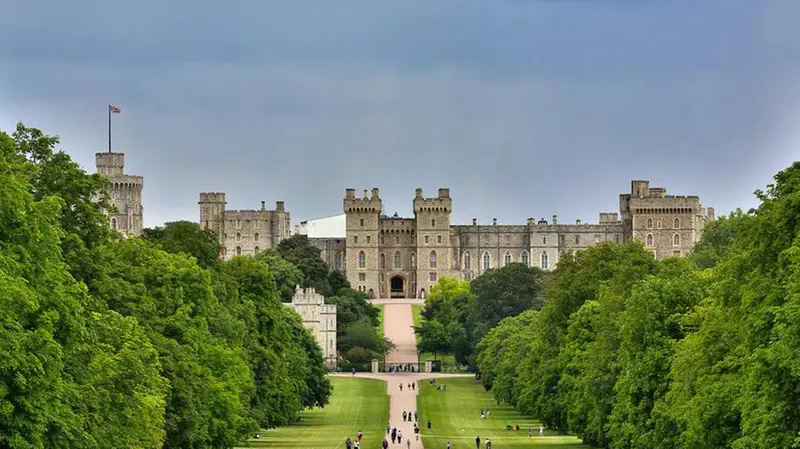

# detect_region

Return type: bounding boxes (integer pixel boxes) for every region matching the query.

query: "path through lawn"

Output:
[417,377,587,449]
[237,377,389,448]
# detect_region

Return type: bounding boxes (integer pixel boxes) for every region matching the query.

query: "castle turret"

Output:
[199,192,227,253]
[344,187,382,296]
[96,152,143,237]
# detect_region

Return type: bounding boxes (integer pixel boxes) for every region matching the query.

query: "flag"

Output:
[109,104,121,114]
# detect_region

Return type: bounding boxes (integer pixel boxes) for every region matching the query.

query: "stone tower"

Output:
[199,192,227,243]
[344,188,382,297]
[96,152,143,237]
[413,188,453,298]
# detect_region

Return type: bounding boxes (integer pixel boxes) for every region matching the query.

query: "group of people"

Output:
[388,364,417,373]
[385,423,410,448]
[399,382,416,391]
[344,430,364,449]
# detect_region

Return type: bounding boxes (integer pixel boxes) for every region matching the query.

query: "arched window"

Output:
[110,217,117,230]
[334,252,343,270]
[254,246,260,254]
[646,218,653,229]
[482,252,491,270]
[646,234,654,246]
[504,251,512,266]
[657,220,662,229]
[410,253,416,268]
[674,217,680,229]
[394,252,402,268]
[542,236,547,245]
[541,251,549,270]
[254,232,259,242]
[673,234,680,247]
[521,251,530,266]
[236,246,242,255]
[463,252,471,270]
[358,251,366,268]
[429,251,437,268]
[380,253,386,269]
[236,232,241,242]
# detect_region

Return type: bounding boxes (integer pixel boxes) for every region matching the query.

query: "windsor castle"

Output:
[97,151,715,301]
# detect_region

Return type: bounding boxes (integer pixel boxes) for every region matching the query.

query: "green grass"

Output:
[376,304,385,338]
[237,377,389,448]
[417,377,587,449]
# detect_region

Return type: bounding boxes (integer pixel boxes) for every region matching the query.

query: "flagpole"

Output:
[108,105,112,153]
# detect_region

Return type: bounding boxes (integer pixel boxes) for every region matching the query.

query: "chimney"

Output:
[415,188,423,198]
[492,218,498,225]
[437,188,450,198]
[552,215,558,225]
[276,201,285,211]
[363,189,368,199]
[527,218,535,226]
[576,219,581,225]
[472,218,477,226]
[261,200,266,210]
[345,188,356,199]
[371,188,380,199]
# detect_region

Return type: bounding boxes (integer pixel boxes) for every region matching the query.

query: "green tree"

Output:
[142,220,222,270]
[277,234,333,296]
[254,248,304,302]
[689,210,750,269]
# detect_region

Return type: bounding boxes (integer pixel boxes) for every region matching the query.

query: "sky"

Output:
[1,0,799,228]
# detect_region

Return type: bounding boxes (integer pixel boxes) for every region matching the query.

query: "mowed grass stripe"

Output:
[237,377,389,448]
[417,377,587,449]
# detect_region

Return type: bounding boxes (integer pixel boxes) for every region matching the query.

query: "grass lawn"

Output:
[417,377,587,449]
[376,304,385,338]
[236,377,389,448]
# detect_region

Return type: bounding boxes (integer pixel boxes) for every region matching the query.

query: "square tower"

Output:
[344,188,382,297]
[413,188,455,298]
[96,152,144,237]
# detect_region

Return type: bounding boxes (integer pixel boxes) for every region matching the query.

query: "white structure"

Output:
[286,286,337,368]
[295,214,346,238]
[96,152,143,237]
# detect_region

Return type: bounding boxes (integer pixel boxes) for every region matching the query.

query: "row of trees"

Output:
[471,162,800,448]
[0,124,335,449]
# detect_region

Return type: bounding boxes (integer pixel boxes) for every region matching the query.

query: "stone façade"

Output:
[307,182,714,299]
[198,193,291,260]
[286,286,337,368]
[96,152,144,237]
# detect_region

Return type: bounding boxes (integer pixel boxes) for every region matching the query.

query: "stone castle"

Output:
[198,193,291,259]
[300,182,714,299]
[286,286,337,368]
[96,152,144,237]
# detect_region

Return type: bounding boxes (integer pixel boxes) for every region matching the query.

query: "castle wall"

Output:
[199,195,290,259]
[96,152,143,237]
[286,286,337,368]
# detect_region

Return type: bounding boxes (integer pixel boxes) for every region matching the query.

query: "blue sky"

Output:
[1,0,798,227]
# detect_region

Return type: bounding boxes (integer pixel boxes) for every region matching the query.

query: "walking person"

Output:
[357,430,363,443]
[406,438,411,449]
[539,424,544,436]
[403,411,407,421]
[475,436,481,449]
[382,439,389,449]
[387,423,391,434]
[398,430,403,443]
[414,411,418,422]
[400,383,403,391]
[346,437,353,449]
[528,425,533,437]
[427,419,431,430]
[391,429,397,444]
[447,442,451,449]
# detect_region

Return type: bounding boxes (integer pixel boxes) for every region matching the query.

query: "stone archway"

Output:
[389,275,406,298]
[419,288,426,299]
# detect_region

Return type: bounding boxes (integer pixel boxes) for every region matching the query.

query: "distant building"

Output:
[295,214,347,270]
[198,193,291,259]
[286,286,337,368]
[96,152,143,237]
[302,182,713,299]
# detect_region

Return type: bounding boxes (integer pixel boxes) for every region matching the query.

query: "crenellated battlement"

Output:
[412,187,452,213]
[344,188,382,213]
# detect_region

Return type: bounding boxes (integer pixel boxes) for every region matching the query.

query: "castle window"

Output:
[395,236,400,244]
[673,234,680,247]
[482,252,491,270]
[358,251,366,268]
[110,217,117,230]
[335,252,343,270]
[381,236,385,244]
[367,236,371,244]
[359,273,366,281]
[646,234,654,247]
[465,272,472,281]
[236,233,242,242]
[647,218,653,229]
[429,251,437,268]
[431,219,436,227]
[425,236,429,244]
[236,246,242,255]
[542,236,547,245]
[430,272,437,282]
[521,251,530,266]
[575,235,580,245]
[657,220,662,229]
[410,253,416,268]
[254,233,259,242]
[224,233,228,239]
[380,253,386,269]
[541,251,549,270]
[254,246,260,253]
[504,251,512,266]
[360,218,364,227]
[354,236,359,244]
[464,252,471,270]
[437,235,442,244]
[674,217,680,229]
[394,252,401,269]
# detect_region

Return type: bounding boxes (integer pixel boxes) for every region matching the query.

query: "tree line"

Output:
[419,162,800,448]
[0,123,376,449]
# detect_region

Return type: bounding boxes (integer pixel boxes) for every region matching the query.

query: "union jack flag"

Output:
[109,104,121,114]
